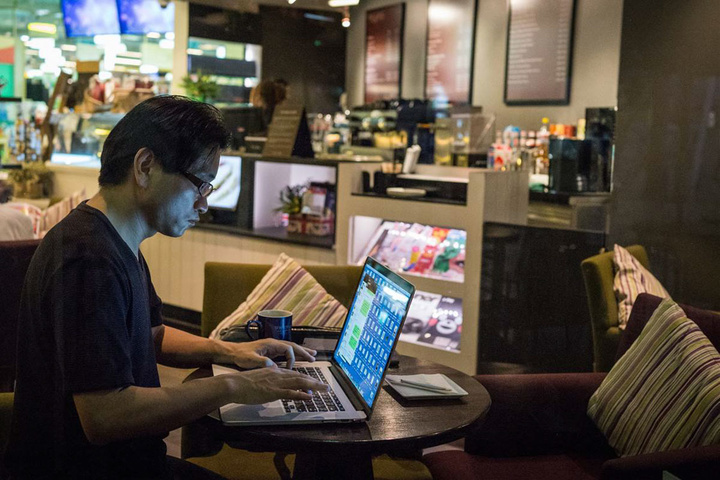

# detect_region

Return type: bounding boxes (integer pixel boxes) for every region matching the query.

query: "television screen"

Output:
[62,0,121,37]
[208,156,242,211]
[117,0,175,35]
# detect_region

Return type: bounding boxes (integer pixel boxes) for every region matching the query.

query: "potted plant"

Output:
[180,71,220,103]
[275,184,306,233]
[8,162,53,199]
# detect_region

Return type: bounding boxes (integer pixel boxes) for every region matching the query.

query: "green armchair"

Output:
[580,245,650,372]
[200,262,363,338]
[1,392,13,477]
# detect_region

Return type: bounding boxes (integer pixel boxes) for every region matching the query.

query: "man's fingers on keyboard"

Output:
[282,389,313,400]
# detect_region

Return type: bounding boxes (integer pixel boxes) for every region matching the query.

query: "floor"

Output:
[157,365,464,459]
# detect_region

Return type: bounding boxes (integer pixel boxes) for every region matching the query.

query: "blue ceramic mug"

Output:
[245,309,293,341]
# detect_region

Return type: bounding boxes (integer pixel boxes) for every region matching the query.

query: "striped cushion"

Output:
[588,298,720,457]
[613,244,669,329]
[209,253,347,339]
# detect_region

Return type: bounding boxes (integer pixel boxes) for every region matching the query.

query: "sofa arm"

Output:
[466,373,611,457]
[601,444,720,480]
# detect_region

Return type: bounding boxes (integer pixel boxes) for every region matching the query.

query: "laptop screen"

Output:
[334,258,413,407]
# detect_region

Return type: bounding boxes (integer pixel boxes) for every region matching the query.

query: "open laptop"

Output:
[212,256,415,425]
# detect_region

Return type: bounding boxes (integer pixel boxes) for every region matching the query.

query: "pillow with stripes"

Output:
[587,298,720,456]
[210,253,347,340]
[613,244,669,329]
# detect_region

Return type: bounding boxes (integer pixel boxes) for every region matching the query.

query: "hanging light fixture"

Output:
[341,6,351,27]
[328,0,359,6]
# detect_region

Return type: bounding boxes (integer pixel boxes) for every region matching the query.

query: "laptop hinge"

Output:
[329,364,370,416]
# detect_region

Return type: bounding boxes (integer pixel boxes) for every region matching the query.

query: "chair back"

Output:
[619,293,720,359]
[0,392,12,458]
[0,239,41,391]
[202,262,363,338]
[581,245,649,372]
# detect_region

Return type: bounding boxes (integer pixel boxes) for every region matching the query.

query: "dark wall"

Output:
[260,6,346,114]
[610,0,720,309]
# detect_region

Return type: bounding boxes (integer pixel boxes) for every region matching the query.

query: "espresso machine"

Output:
[348,101,398,147]
[548,107,616,193]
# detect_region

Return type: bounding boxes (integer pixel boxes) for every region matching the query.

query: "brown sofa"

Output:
[422,294,720,480]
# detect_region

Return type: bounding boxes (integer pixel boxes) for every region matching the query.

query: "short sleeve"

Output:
[47,256,135,393]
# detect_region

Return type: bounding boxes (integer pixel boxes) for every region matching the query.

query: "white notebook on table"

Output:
[385,374,468,400]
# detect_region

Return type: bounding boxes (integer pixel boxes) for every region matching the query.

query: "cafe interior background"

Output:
[0,0,718,379]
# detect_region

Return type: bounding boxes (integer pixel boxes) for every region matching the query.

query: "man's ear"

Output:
[133,148,155,188]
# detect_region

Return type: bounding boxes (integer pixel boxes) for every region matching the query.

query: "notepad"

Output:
[385,374,468,400]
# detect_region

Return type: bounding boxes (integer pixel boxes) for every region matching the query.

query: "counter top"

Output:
[232,152,384,165]
[529,190,611,205]
[192,222,335,249]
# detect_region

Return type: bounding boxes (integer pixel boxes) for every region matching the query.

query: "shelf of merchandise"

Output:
[335,163,529,375]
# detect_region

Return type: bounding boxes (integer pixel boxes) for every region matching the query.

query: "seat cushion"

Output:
[588,298,720,457]
[423,450,605,480]
[209,253,347,339]
[612,244,669,329]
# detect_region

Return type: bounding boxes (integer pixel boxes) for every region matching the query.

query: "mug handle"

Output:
[245,318,262,340]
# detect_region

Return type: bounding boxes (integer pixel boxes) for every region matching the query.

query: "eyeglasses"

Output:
[180,170,215,198]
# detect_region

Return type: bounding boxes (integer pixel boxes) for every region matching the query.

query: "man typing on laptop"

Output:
[5,97,327,480]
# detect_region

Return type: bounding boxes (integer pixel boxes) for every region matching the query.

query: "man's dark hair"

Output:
[98,95,230,186]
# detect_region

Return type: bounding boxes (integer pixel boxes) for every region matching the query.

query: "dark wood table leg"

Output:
[292,451,374,480]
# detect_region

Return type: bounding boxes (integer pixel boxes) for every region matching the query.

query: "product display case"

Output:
[336,162,529,374]
[0,99,47,165]
[49,112,124,168]
[401,290,463,352]
[356,220,466,283]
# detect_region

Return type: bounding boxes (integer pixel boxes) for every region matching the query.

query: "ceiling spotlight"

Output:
[341,6,351,28]
[329,0,359,6]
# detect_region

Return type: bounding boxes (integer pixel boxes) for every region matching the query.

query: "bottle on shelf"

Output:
[535,117,551,175]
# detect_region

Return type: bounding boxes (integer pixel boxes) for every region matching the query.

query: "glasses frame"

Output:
[181,170,215,198]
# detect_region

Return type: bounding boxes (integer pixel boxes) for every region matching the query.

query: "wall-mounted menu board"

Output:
[504,0,576,105]
[425,0,477,105]
[364,4,405,104]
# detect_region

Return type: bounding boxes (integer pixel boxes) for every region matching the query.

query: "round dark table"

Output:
[182,355,490,480]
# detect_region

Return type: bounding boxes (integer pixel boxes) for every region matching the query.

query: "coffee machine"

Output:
[549,107,616,193]
[584,107,616,192]
[548,138,593,193]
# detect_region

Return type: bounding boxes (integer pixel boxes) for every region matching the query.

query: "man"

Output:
[5,96,326,479]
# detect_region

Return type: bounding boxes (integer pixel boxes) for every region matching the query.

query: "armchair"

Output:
[0,392,12,477]
[581,245,650,372]
[422,294,720,480]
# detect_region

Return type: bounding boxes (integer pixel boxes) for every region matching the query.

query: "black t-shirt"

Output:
[5,202,168,479]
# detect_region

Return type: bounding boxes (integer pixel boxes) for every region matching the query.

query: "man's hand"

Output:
[214,338,317,370]
[225,366,328,404]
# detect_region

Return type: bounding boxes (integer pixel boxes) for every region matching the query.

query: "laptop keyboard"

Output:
[281,366,345,414]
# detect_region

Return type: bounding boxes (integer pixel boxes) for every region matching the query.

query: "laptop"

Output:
[212,256,415,425]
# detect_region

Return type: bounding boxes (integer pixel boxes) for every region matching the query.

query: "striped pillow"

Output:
[587,298,720,457]
[209,253,347,339]
[613,244,669,329]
